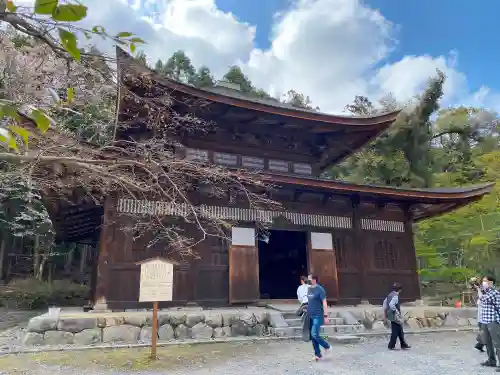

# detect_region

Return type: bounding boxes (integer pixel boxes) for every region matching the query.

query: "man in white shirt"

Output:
[297,276,309,305]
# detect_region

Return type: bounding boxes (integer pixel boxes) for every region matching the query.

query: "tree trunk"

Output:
[33,235,40,279]
[0,236,5,284]
[38,255,46,281]
[65,244,75,272]
[80,245,88,273]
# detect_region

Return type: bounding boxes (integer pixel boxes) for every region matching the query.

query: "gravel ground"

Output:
[0,332,496,375]
[0,309,41,331]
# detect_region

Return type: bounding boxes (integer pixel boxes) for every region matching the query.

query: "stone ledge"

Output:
[22,308,272,347]
[336,306,478,331]
[4,327,477,356]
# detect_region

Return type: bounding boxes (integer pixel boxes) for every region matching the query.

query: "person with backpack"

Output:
[478,275,500,369]
[383,282,410,350]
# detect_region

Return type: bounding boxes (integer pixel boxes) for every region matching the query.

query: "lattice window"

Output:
[118,199,352,229]
[268,159,290,173]
[292,163,312,175]
[214,152,238,166]
[361,218,405,232]
[373,239,398,269]
[185,148,209,162]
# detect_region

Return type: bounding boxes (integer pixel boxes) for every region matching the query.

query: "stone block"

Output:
[249,323,265,336]
[268,311,288,328]
[139,327,153,342]
[27,317,58,333]
[44,331,74,345]
[204,312,223,328]
[157,313,171,326]
[442,316,459,328]
[437,312,448,320]
[240,312,257,326]
[230,321,248,336]
[214,326,231,338]
[254,311,270,325]
[124,314,148,328]
[424,309,438,319]
[336,311,359,326]
[102,324,140,343]
[186,313,205,328]
[406,318,422,330]
[97,316,125,328]
[22,332,44,346]
[175,324,192,340]
[371,321,386,331]
[57,318,97,333]
[222,311,241,326]
[457,318,470,327]
[169,312,187,327]
[158,324,175,340]
[191,323,213,340]
[73,328,102,345]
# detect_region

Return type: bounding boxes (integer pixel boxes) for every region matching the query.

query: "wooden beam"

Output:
[351,195,368,303]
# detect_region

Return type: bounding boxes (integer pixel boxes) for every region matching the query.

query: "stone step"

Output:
[274,324,364,337]
[282,311,340,320]
[285,317,344,326]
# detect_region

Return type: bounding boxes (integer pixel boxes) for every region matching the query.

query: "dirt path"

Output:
[0,332,492,375]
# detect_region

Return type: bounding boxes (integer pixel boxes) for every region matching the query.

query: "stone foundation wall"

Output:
[338,307,478,331]
[23,309,271,347]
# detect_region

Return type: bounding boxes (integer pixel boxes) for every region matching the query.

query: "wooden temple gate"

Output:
[94,194,420,309]
[79,48,492,310]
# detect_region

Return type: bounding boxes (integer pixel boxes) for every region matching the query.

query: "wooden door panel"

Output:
[309,232,339,302]
[229,245,259,303]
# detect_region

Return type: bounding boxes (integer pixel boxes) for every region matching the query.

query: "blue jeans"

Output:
[310,316,330,357]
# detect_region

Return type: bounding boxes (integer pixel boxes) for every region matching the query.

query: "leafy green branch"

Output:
[0,0,145,151]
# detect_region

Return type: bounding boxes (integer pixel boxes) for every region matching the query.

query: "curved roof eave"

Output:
[116,47,401,128]
[258,173,495,202]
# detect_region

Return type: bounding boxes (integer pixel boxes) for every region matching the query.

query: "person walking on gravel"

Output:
[478,275,500,369]
[383,283,410,351]
[474,277,485,353]
[307,274,331,361]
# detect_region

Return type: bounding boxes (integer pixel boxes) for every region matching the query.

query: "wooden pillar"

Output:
[404,205,422,301]
[352,196,368,304]
[93,196,114,310]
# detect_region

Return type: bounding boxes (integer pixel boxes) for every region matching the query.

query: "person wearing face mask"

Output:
[478,275,500,369]
[383,282,410,350]
[307,274,331,361]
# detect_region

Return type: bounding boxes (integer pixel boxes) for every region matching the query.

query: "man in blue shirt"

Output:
[307,274,331,361]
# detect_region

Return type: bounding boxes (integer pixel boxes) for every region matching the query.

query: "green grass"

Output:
[0,342,265,373]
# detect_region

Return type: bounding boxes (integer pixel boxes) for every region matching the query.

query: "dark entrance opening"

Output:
[258,229,308,299]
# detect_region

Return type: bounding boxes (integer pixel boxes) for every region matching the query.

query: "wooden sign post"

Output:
[137,258,174,360]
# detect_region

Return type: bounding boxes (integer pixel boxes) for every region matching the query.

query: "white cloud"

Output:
[16,0,499,113]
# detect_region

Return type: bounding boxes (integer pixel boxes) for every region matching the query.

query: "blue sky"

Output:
[82,0,498,113]
[215,0,497,95]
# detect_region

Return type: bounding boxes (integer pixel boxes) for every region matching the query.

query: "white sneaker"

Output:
[323,347,331,357]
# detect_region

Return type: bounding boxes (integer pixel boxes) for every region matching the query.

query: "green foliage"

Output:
[58,28,80,61]
[0,0,145,151]
[0,278,89,309]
